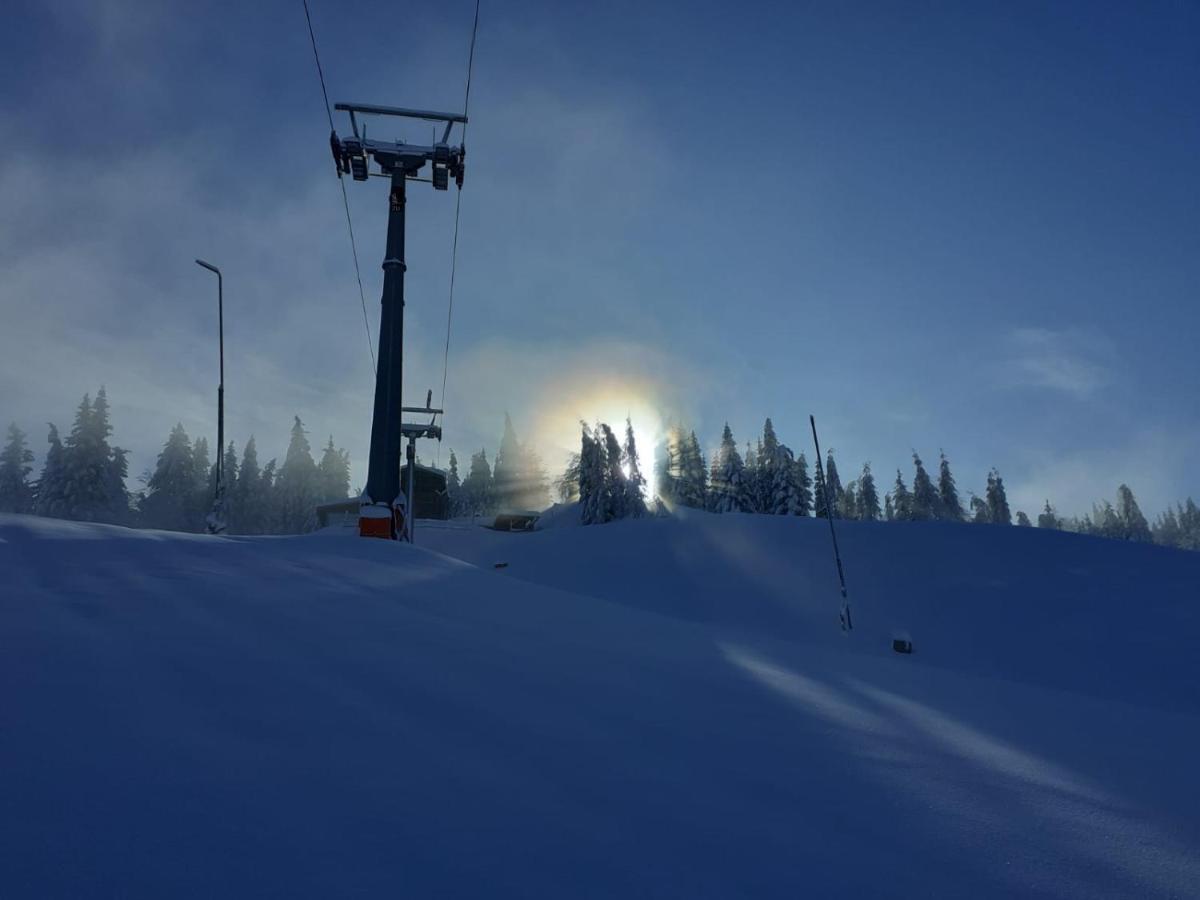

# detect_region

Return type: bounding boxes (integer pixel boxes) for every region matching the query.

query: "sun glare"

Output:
[531,380,666,501]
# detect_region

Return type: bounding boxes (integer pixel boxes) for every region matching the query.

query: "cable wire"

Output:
[303,0,377,375]
[437,0,481,464]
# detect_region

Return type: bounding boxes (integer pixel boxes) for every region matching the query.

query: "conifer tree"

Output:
[259,459,279,532]
[911,451,939,522]
[677,430,707,509]
[813,458,829,518]
[709,424,747,513]
[57,388,128,523]
[1115,484,1151,542]
[1037,500,1060,530]
[1016,510,1032,526]
[759,419,780,514]
[492,414,522,512]
[937,451,963,522]
[842,479,859,521]
[622,418,648,518]
[793,452,812,516]
[600,423,626,521]
[232,437,264,533]
[35,424,69,519]
[969,494,989,524]
[141,424,197,531]
[743,441,759,513]
[462,449,494,517]
[891,469,913,521]
[555,453,581,503]
[0,424,35,514]
[770,444,800,515]
[884,493,894,521]
[276,417,319,533]
[858,462,881,521]
[824,451,844,518]
[579,424,605,525]
[655,425,682,507]
[986,469,1012,525]
[317,436,351,503]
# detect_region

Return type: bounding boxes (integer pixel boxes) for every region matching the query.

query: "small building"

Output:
[315,464,449,528]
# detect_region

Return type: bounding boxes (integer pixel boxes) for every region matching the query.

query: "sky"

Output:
[1,0,1197,517]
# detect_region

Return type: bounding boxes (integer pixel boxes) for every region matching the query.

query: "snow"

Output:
[2,511,1199,898]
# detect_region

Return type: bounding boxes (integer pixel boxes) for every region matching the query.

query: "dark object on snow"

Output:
[893,638,913,654]
[399,463,450,521]
[494,562,509,569]
[491,512,539,532]
[317,465,448,529]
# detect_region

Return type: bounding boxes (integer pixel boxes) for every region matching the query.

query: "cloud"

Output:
[1000,327,1113,399]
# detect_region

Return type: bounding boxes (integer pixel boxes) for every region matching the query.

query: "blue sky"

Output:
[1,0,1197,516]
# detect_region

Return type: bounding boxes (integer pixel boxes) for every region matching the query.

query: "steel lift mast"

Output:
[329,102,466,540]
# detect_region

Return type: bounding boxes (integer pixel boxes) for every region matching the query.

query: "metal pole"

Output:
[406,438,417,542]
[361,170,408,538]
[810,415,853,632]
[196,259,225,533]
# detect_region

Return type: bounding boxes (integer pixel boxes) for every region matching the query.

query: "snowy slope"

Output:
[2,512,1199,898]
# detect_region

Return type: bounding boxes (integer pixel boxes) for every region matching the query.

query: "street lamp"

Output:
[195,258,225,534]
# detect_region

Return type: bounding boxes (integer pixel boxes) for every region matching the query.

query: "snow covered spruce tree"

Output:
[709,423,748,513]
[140,423,198,532]
[600,423,627,521]
[890,469,913,521]
[681,434,705,511]
[793,452,812,516]
[56,388,129,523]
[492,414,522,512]
[937,451,963,522]
[461,449,494,517]
[579,424,605,525]
[986,469,1012,525]
[770,443,803,515]
[858,463,880,521]
[655,425,682,507]
[555,452,581,503]
[1016,511,1032,526]
[841,479,859,520]
[824,450,844,518]
[0,424,35,514]
[1115,484,1152,542]
[911,451,939,521]
[490,415,548,511]
[276,417,319,533]
[812,457,828,518]
[317,436,351,504]
[1037,500,1061,530]
[231,437,268,534]
[34,424,69,519]
[621,418,648,518]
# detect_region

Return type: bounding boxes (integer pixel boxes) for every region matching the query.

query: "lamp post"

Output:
[195,258,225,534]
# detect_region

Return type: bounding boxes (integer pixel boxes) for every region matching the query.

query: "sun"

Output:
[531,379,666,501]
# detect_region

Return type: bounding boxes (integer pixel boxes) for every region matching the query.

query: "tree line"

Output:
[552,416,1200,552]
[0,387,351,535]
[443,414,550,517]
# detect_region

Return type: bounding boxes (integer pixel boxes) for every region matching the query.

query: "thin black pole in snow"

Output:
[810,415,853,632]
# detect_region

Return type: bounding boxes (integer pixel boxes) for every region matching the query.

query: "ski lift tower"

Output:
[329,102,466,540]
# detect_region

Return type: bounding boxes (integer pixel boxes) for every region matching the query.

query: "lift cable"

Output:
[436,0,481,465]
[303,0,377,375]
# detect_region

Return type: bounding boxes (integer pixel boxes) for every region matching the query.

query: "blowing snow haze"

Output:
[2,3,1200,896]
